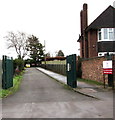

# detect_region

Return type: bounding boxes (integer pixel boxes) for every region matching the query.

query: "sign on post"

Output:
[103,61,112,74]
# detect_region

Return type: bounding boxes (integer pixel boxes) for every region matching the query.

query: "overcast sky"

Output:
[0,0,114,59]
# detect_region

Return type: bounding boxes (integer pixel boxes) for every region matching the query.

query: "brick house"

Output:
[78,3,115,58]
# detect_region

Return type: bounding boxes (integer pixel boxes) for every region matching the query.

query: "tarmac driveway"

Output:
[2,68,113,118]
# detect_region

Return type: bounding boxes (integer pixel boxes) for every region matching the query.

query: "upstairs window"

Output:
[98,28,115,41]
[109,28,113,39]
[104,28,108,39]
[114,28,115,39]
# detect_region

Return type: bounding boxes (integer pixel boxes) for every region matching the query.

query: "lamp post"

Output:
[44,40,46,69]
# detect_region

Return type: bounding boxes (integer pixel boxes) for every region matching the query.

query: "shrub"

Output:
[13,59,25,74]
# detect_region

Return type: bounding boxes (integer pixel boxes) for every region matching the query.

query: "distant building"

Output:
[78,3,115,58]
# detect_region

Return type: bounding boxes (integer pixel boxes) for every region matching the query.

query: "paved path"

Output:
[2,68,113,118]
[37,67,113,100]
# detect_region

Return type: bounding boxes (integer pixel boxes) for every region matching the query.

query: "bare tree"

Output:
[5,31,29,59]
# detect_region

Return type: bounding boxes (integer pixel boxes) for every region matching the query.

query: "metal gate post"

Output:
[2,55,13,89]
[2,55,6,89]
[66,54,77,88]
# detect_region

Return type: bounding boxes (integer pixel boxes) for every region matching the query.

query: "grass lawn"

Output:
[0,73,23,98]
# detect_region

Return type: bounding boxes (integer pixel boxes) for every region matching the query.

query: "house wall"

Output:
[80,39,84,58]
[81,56,108,84]
[79,4,98,58]
[88,30,98,58]
[84,33,88,58]
[97,41,115,52]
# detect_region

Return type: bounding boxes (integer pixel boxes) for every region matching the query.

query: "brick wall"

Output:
[80,39,84,58]
[82,56,108,83]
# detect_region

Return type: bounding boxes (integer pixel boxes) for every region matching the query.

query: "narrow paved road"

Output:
[2,68,113,118]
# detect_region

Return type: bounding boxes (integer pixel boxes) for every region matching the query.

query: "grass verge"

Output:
[0,72,24,98]
[77,78,103,86]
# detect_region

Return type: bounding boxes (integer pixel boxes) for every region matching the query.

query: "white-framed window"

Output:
[98,28,115,41]
[98,29,102,40]
[104,28,108,39]
[109,28,113,39]
[114,28,115,39]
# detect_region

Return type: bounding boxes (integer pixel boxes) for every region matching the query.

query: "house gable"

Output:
[86,6,115,31]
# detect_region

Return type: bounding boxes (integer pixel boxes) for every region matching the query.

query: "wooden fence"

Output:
[41,64,66,76]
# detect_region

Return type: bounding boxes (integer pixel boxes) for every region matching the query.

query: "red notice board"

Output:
[103,61,112,74]
[103,68,112,74]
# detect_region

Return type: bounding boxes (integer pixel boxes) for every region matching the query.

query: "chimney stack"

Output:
[80,3,88,58]
[83,3,87,11]
[83,3,88,31]
[80,3,88,34]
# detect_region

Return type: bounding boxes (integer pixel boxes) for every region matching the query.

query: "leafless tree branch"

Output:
[5,31,29,59]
